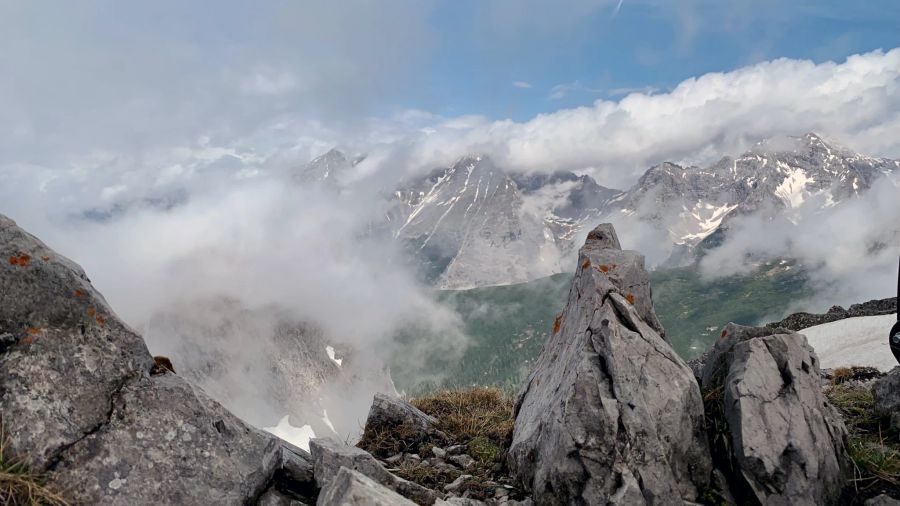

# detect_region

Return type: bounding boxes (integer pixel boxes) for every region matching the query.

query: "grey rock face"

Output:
[391,155,569,289]
[46,374,281,505]
[0,213,314,504]
[310,438,440,505]
[866,494,900,506]
[872,367,900,433]
[0,213,154,469]
[317,466,417,506]
[700,323,850,505]
[507,223,711,505]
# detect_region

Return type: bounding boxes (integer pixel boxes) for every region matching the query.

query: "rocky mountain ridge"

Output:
[302,133,898,289]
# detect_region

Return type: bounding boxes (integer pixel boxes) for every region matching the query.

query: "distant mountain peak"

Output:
[295,148,365,186]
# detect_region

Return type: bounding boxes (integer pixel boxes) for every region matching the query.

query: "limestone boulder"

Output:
[310,437,440,505]
[872,367,900,434]
[0,213,315,504]
[700,323,850,505]
[317,466,417,506]
[507,223,711,505]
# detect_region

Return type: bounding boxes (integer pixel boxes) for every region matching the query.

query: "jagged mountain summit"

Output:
[298,133,898,289]
[387,155,619,289]
[293,148,364,186]
[613,132,899,251]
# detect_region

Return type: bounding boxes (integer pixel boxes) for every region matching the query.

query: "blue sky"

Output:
[412,0,900,120]
[1,0,899,169]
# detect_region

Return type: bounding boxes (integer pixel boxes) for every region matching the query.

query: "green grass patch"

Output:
[826,384,900,502]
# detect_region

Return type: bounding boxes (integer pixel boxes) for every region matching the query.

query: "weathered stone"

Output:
[432,446,447,458]
[444,474,472,493]
[310,438,440,505]
[448,454,475,469]
[435,497,486,505]
[0,214,153,470]
[700,323,850,506]
[46,373,281,505]
[317,466,417,506]
[865,494,900,506]
[508,224,711,505]
[0,213,310,505]
[446,444,466,455]
[258,488,303,506]
[363,393,443,444]
[872,367,900,433]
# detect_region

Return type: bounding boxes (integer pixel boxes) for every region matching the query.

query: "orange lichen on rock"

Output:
[87,307,96,317]
[625,294,635,305]
[41,255,50,262]
[581,259,590,269]
[27,327,42,335]
[8,256,18,265]
[95,316,105,327]
[553,313,564,334]
[17,254,30,266]
[597,264,610,273]
[20,335,34,345]
[73,289,86,298]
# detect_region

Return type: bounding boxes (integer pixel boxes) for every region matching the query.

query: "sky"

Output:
[3,0,900,176]
[1,0,899,443]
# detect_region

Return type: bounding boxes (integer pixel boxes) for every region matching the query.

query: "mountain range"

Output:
[299,133,899,289]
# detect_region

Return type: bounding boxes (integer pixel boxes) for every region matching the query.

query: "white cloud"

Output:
[400,48,900,188]
[547,80,606,100]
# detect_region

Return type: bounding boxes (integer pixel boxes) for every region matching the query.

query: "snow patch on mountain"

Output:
[802,314,897,372]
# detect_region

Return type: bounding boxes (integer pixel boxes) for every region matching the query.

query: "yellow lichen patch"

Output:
[625,294,635,305]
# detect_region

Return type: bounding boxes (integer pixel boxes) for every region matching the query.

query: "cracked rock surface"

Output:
[0,213,313,504]
[507,223,711,505]
[700,323,850,506]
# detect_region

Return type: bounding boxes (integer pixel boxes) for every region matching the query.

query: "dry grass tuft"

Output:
[410,387,514,448]
[0,422,69,506]
[358,387,516,501]
[826,383,900,503]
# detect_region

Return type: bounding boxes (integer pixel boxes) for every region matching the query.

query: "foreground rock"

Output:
[363,393,444,444]
[700,323,850,505]
[0,213,314,504]
[872,367,900,434]
[318,467,417,506]
[508,223,711,505]
[310,438,440,505]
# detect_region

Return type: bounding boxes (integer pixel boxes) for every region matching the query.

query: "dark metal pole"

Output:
[891,255,900,365]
